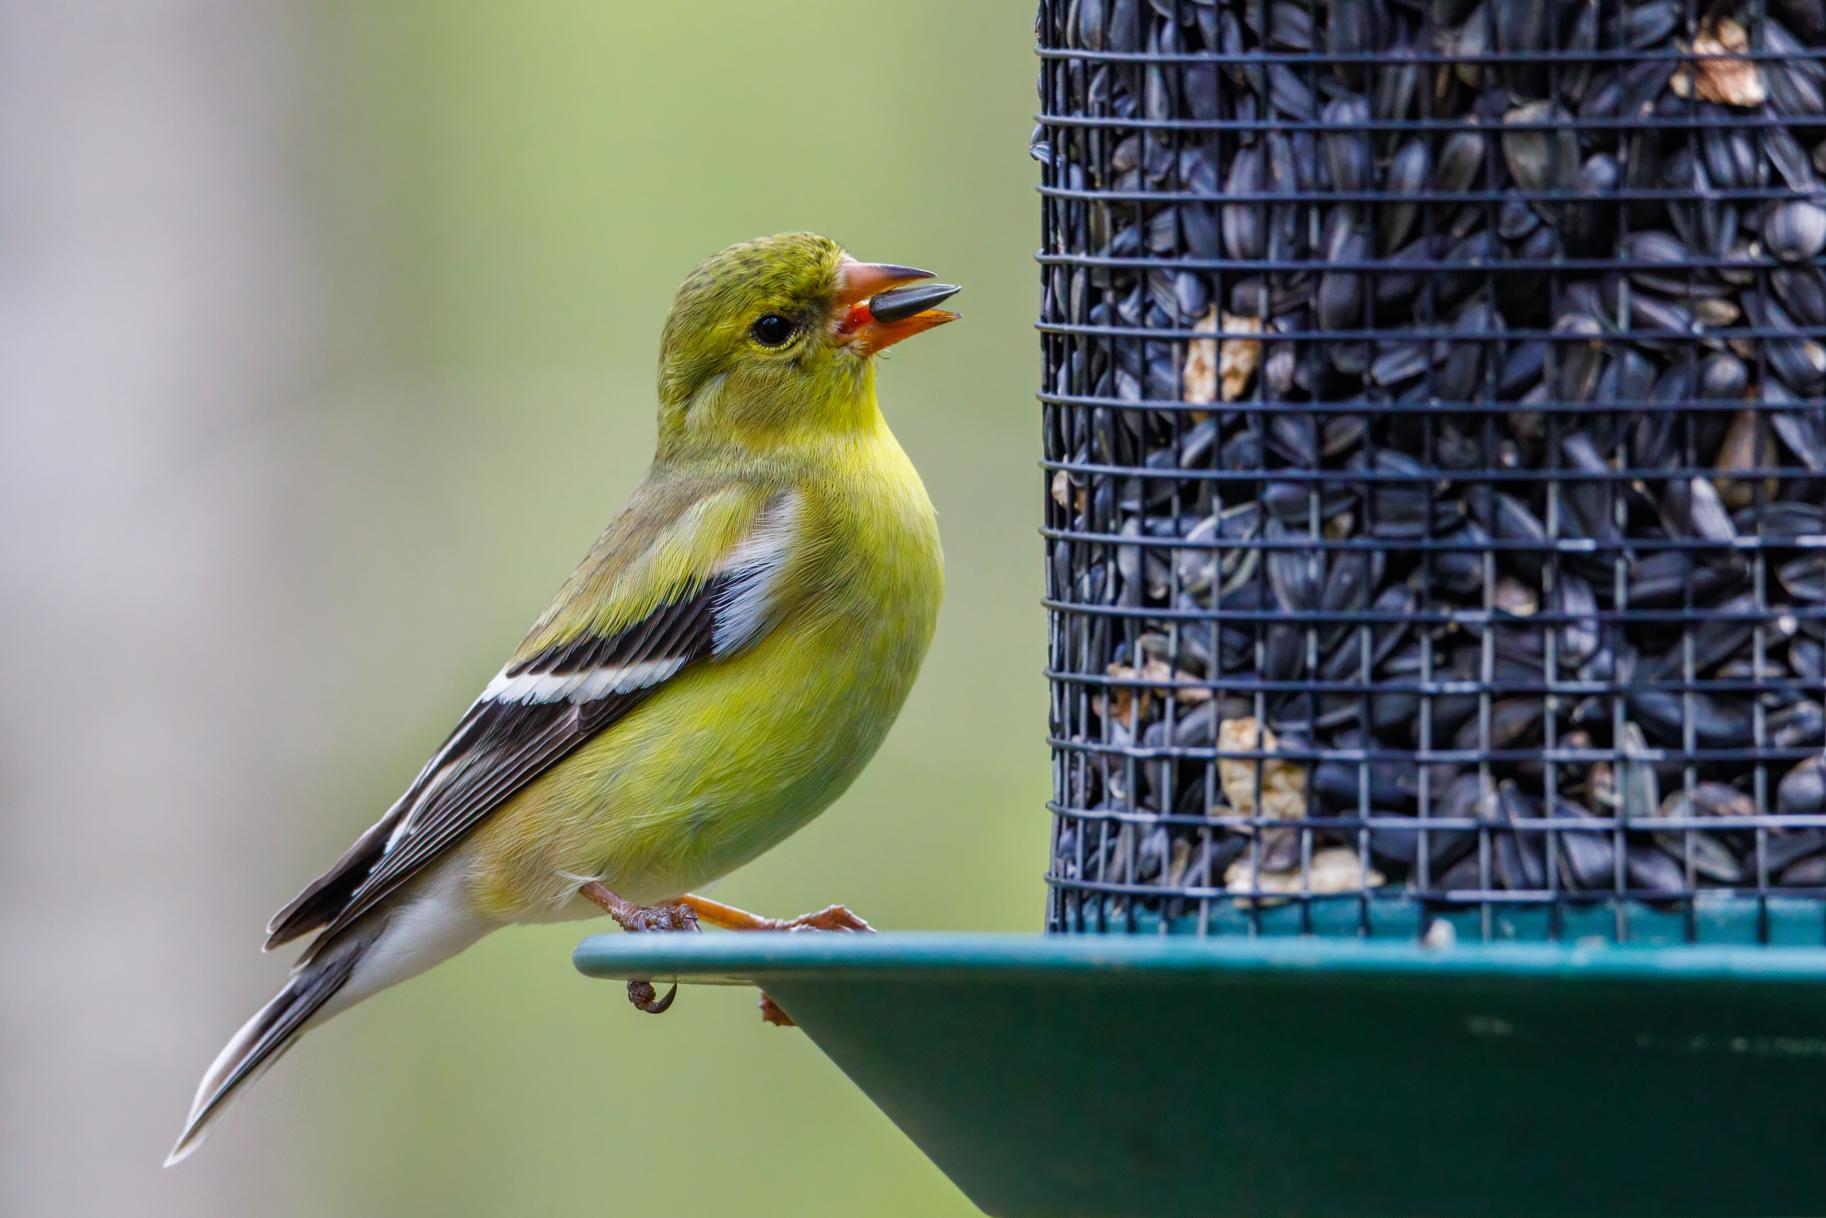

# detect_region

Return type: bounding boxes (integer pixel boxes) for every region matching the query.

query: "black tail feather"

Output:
[166,928,373,1165]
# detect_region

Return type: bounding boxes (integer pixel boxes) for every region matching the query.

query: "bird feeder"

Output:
[580,3,1826,1215]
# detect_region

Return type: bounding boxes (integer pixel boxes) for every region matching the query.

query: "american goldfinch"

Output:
[169,233,957,1164]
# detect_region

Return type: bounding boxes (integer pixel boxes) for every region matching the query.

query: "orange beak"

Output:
[834,257,962,354]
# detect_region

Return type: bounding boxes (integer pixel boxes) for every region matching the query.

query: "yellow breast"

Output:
[464,423,941,918]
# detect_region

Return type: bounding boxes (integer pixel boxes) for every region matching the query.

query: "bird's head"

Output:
[655,233,959,458]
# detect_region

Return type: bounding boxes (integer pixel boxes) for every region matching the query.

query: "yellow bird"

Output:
[170,233,956,1163]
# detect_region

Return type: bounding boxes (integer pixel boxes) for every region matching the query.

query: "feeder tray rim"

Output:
[572,929,1826,988]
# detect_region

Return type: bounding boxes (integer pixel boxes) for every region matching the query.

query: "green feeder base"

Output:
[574,931,1826,1218]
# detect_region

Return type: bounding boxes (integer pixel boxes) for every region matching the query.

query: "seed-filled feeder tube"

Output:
[1037,0,1826,942]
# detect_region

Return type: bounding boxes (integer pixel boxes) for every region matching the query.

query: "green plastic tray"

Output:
[575,930,1826,1218]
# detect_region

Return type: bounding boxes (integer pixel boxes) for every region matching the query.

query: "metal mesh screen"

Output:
[1036,0,1826,942]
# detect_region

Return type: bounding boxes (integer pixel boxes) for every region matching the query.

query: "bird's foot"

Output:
[624,903,699,933]
[580,881,697,1016]
[580,880,700,933]
[775,903,873,933]
[673,894,871,1026]
[678,894,873,934]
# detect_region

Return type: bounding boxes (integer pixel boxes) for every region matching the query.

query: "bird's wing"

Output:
[265,475,806,951]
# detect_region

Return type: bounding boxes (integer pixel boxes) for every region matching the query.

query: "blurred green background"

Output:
[1,3,1041,1215]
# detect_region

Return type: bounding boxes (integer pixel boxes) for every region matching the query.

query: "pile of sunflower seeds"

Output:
[1036,0,1826,925]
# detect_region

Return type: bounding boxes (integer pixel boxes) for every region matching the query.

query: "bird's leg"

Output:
[677,893,873,933]
[675,894,873,1028]
[579,881,697,1015]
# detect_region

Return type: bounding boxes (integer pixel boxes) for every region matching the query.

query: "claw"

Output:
[758,991,796,1027]
[627,979,679,1015]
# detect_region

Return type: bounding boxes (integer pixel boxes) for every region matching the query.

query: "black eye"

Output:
[750,314,796,347]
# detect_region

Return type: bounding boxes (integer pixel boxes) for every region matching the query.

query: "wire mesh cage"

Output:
[1036,0,1826,943]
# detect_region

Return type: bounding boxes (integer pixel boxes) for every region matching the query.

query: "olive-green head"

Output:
[656,232,959,457]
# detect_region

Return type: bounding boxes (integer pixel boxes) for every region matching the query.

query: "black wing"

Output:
[264,491,800,951]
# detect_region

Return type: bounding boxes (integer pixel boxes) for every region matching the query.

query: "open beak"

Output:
[834,257,962,354]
